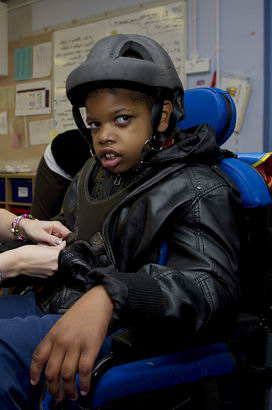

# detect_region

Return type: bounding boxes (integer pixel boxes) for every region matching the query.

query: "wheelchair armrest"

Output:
[219,158,272,208]
[90,342,235,408]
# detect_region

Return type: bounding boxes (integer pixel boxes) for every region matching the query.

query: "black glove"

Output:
[58,235,112,291]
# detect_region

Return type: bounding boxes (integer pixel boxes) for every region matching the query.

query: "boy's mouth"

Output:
[99,150,122,169]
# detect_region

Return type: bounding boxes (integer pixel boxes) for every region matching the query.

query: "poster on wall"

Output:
[15,80,51,116]
[33,42,52,78]
[221,74,251,134]
[28,118,54,145]
[0,111,8,135]
[14,46,33,81]
[53,1,186,133]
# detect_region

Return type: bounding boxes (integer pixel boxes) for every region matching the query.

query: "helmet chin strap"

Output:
[72,106,96,157]
[149,94,165,148]
[134,94,166,170]
[142,91,170,154]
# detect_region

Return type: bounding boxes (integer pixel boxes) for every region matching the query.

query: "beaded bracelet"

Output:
[11,213,35,241]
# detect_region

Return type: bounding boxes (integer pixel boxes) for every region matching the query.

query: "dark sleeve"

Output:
[31,156,71,220]
[61,173,80,231]
[51,129,90,177]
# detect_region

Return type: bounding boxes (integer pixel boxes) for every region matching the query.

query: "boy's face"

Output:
[85,89,153,173]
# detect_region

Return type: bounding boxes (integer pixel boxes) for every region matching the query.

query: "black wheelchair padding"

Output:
[239,206,272,316]
[221,93,233,139]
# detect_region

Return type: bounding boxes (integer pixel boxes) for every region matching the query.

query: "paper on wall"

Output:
[14,46,33,81]
[54,20,106,89]
[29,118,54,145]
[220,74,251,133]
[15,80,51,116]
[0,86,15,110]
[33,42,52,78]
[108,2,185,80]
[0,111,8,134]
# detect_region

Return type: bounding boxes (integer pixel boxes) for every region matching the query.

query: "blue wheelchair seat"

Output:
[43,88,272,409]
[92,343,235,408]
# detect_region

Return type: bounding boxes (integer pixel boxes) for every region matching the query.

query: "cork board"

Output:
[0,31,52,164]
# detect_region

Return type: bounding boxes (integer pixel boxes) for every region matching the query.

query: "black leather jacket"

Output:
[36,124,242,343]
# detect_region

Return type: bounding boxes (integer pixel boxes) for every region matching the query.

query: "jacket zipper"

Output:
[114,174,122,186]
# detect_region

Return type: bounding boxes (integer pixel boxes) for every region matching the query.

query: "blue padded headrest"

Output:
[220,158,272,208]
[177,87,236,146]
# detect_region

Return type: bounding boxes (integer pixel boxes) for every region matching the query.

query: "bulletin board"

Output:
[0,31,53,164]
[53,1,187,133]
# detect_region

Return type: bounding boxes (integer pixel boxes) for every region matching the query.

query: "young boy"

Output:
[0,34,242,408]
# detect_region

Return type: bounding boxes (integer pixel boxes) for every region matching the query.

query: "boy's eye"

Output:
[115,115,131,125]
[88,121,100,129]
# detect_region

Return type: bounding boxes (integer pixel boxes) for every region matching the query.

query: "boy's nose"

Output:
[98,125,116,144]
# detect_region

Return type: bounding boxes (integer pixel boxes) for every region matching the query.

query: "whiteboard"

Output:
[53,1,186,133]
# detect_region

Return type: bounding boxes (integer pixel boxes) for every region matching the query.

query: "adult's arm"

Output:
[0,241,66,281]
[0,208,70,245]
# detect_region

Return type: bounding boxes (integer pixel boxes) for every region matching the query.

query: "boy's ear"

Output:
[157,100,173,133]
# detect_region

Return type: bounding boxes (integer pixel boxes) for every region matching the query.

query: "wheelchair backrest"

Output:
[178,87,236,145]
[179,87,272,209]
[177,87,272,315]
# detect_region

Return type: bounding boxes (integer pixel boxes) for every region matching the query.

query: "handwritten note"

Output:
[108,3,185,81]
[109,3,184,36]
[54,88,75,131]
[54,20,106,89]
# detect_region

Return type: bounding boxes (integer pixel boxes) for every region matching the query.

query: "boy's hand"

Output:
[30,286,113,401]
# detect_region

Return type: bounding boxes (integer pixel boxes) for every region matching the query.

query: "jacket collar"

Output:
[143,124,222,166]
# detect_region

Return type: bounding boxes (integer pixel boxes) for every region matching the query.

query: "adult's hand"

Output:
[30,285,113,401]
[0,241,66,280]
[19,219,71,246]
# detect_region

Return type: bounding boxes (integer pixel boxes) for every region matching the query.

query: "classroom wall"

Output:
[32,0,266,153]
[1,0,265,172]
[186,0,264,153]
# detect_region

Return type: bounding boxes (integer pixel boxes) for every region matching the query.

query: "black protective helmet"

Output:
[66,34,184,146]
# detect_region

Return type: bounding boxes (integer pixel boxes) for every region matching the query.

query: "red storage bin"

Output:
[9,206,30,216]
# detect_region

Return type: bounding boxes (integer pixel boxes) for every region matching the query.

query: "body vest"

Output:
[75,160,149,242]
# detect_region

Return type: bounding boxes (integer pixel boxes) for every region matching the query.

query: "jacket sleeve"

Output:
[91,182,242,339]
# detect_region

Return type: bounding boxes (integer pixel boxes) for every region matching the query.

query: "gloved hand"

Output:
[58,236,112,291]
